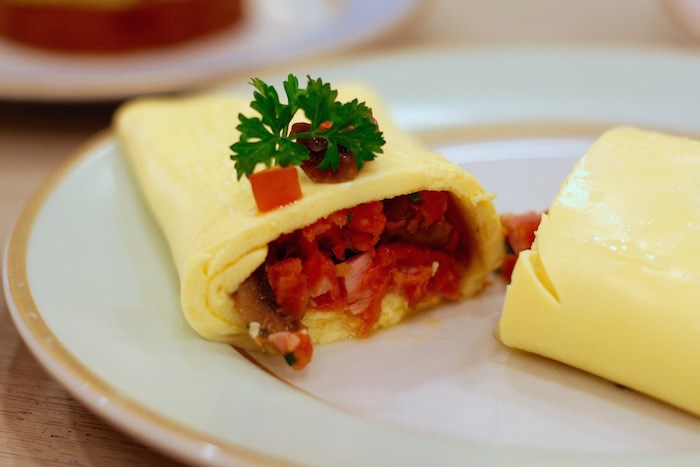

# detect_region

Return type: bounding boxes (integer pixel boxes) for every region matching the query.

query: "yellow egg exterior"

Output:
[499,126,700,416]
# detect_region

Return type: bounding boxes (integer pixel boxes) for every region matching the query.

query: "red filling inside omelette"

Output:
[235,190,471,369]
[499,211,542,282]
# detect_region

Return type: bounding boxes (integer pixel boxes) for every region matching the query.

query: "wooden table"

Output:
[0,2,690,464]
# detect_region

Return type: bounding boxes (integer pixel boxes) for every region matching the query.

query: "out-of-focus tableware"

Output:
[0,0,420,102]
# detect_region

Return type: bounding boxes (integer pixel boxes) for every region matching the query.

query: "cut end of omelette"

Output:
[116,86,505,370]
[498,126,700,416]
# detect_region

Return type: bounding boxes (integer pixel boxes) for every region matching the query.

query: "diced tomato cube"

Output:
[501,211,541,254]
[391,265,432,305]
[250,166,302,212]
[303,248,340,299]
[499,211,543,283]
[266,258,309,319]
[346,201,385,241]
[417,190,449,225]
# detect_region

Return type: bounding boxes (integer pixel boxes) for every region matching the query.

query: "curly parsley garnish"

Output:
[230,74,385,180]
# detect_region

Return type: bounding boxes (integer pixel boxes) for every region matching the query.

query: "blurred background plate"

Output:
[0,0,420,102]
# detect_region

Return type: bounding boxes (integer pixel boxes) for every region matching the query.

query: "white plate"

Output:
[0,0,419,102]
[5,47,700,466]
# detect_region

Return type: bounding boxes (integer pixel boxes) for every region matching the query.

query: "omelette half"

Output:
[116,85,503,369]
[499,127,700,416]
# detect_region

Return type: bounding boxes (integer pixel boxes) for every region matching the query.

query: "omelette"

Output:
[499,127,700,416]
[116,82,503,369]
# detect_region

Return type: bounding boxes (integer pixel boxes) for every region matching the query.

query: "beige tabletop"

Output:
[0,1,695,465]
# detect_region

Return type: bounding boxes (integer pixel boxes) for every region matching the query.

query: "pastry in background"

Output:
[0,0,244,53]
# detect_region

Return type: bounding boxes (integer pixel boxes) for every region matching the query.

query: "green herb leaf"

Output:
[282,74,301,110]
[284,352,297,367]
[297,76,337,129]
[230,74,385,179]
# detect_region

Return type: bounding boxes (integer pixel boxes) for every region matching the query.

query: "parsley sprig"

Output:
[230,74,385,180]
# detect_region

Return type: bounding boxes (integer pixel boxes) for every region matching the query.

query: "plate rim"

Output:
[2,131,293,466]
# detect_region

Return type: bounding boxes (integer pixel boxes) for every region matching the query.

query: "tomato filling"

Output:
[499,211,542,282]
[264,191,470,335]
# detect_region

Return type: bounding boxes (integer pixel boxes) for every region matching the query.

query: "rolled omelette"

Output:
[499,126,700,416]
[115,85,503,363]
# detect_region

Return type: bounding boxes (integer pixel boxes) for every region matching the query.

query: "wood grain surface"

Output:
[0,102,184,466]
